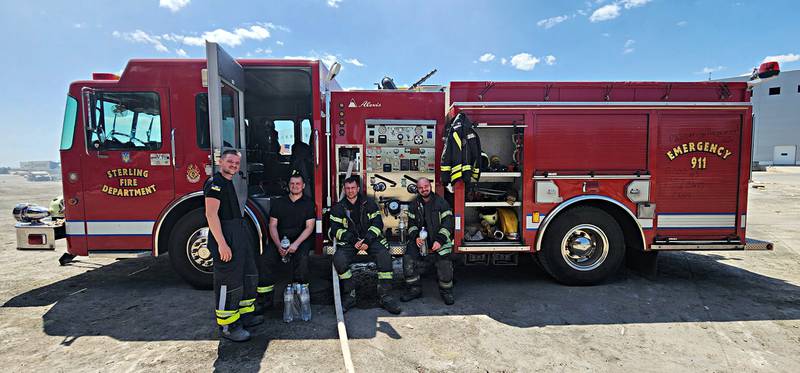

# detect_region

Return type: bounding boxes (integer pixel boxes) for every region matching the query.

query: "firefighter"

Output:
[330,176,402,314]
[204,149,263,342]
[256,173,316,312]
[401,177,456,305]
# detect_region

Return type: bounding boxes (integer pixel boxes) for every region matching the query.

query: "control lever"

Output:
[404,175,419,194]
[373,174,397,187]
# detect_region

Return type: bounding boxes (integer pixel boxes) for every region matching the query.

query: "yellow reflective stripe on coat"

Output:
[368,211,381,219]
[450,164,463,171]
[439,210,453,220]
[330,215,345,224]
[215,309,241,325]
[377,271,393,280]
[335,228,347,240]
[440,165,452,171]
[450,171,463,180]
[453,132,462,149]
[339,270,352,280]
[407,211,416,219]
[369,226,382,236]
[257,285,274,294]
[407,226,419,234]
[438,228,451,240]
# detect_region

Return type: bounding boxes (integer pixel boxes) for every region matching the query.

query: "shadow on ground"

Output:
[4,250,800,372]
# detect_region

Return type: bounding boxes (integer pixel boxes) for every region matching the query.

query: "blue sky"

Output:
[1,0,798,166]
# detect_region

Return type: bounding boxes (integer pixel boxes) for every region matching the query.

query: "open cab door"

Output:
[206,41,248,214]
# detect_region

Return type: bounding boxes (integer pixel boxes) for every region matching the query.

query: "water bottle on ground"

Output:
[281,236,291,263]
[283,284,294,323]
[292,283,302,319]
[419,227,428,257]
[300,284,312,321]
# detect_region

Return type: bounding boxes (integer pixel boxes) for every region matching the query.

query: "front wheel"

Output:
[539,206,625,286]
[168,208,213,289]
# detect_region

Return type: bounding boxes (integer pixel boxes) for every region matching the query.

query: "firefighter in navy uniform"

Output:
[204,150,263,342]
[401,177,456,305]
[329,176,402,314]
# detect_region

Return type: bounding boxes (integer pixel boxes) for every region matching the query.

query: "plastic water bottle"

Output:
[281,236,291,263]
[283,284,294,323]
[300,284,312,321]
[292,283,302,319]
[419,228,428,257]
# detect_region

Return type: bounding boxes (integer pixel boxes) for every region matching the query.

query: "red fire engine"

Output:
[13,42,777,288]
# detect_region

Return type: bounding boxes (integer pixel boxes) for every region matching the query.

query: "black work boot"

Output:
[220,321,251,342]
[340,279,357,313]
[255,293,273,314]
[378,282,402,314]
[241,313,264,327]
[400,285,422,302]
[439,288,455,305]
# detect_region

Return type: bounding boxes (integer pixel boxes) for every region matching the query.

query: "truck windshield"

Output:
[60,96,78,150]
[88,92,162,151]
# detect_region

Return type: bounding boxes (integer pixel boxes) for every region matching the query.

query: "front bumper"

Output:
[15,219,65,250]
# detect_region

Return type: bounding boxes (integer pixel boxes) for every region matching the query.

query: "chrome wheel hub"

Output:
[187,227,213,273]
[561,224,609,271]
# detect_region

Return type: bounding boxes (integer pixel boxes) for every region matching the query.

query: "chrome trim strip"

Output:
[458,246,530,252]
[364,119,437,126]
[86,221,155,236]
[535,195,646,253]
[650,243,744,251]
[657,214,736,229]
[244,206,264,255]
[153,191,204,257]
[454,101,752,107]
[88,250,152,258]
[534,175,651,180]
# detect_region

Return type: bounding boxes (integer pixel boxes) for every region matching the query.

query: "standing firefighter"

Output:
[401,177,456,305]
[204,150,263,342]
[330,176,402,314]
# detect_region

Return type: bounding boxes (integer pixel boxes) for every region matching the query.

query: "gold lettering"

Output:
[688,142,696,152]
[143,170,149,178]
[703,142,710,152]
[717,146,725,157]
[682,143,689,153]
[723,150,732,159]
[709,143,718,153]
[673,146,683,157]
[667,150,675,160]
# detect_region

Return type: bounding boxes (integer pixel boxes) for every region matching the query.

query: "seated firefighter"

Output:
[329,176,402,314]
[402,177,456,305]
[256,173,316,312]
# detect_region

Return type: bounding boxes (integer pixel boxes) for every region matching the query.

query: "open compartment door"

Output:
[206,41,248,213]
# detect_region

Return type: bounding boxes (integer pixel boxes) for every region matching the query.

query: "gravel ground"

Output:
[0,169,798,372]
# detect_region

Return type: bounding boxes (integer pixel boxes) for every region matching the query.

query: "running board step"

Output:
[650,238,773,251]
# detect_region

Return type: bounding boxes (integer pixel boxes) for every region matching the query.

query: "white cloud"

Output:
[175,25,270,47]
[159,0,190,12]
[544,55,556,65]
[284,55,316,60]
[321,54,338,68]
[676,20,688,27]
[762,53,800,64]
[176,48,188,57]
[113,30,169,52]
[344,58,365,67]
[623,39,635,54]
[478,53,496,62]
[327,0,342,8]
[602,32,611,37]
[500,58,507,65]
[590,4,620,22]
[73,23,86,29]
[537,15,569,29]
[344,86,365,91]
[253,48,272,55]
[261,22,291,32]
[621,0,651,9]
[510,53,540,71]
[696,66,725,74]
[276,40,284,46]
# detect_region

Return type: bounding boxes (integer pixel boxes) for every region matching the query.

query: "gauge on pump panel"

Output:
[414,126,423,135]
[378,125,387,134]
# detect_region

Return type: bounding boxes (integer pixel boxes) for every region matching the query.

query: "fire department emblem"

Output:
[186,164,201,183]
[121,152,131,163]
[348,99,357,108]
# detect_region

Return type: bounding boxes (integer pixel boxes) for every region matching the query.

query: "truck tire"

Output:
[539,206,625,286]
[168,208,213,289]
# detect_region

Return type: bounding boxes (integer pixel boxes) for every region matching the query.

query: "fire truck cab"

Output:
[14,42,776,288]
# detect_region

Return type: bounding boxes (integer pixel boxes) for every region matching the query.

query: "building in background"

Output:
[19,161,60,172]
[717,69,800,167]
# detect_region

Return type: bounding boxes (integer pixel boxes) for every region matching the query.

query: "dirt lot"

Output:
[1,170,799,373]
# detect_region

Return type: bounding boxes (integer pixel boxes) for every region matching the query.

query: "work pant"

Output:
[209,218,258,326]
[333,237,394,296]
[403,240,454,292]
[256,239,312,299]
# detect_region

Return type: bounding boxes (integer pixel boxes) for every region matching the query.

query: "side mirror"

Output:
[326,62,341,82]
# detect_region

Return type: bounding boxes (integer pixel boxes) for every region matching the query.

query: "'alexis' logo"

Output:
[348,99,382,108]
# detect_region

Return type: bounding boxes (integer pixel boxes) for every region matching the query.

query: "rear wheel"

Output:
[168,208,213,289]
[539,206,625,285]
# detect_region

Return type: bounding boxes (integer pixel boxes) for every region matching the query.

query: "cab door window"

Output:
[88,92,162,150]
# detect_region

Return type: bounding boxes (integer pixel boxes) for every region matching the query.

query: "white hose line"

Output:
[332,264,355,373]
